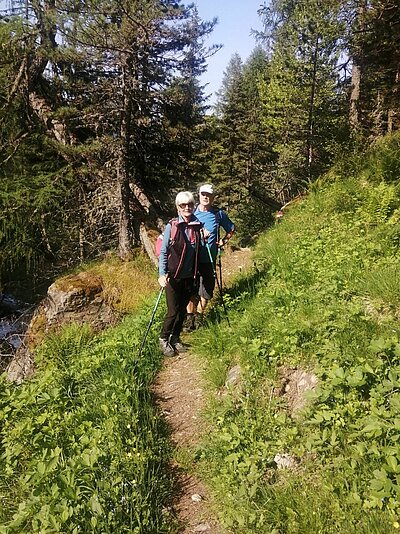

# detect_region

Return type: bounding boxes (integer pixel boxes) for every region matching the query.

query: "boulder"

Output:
[7,272,119,384]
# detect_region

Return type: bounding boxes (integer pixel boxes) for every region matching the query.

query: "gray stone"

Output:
[274,453,298,470]
[6,272,119,383]
[225,364,242,388]
[193,523,211,532]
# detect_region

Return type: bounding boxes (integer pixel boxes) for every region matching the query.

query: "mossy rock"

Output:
[7,272,119,383]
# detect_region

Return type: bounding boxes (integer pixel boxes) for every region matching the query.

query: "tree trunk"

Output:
[117,62,134,260]
[129,182,166,265]
[117,158,134,260]
[139,223,158,267]
[371,90,385,139]
[306,36,319,178]
[349,0,367,133]
[387,67,400,133]
[28,93,72,145]
[129,183,165,232]
[349,61,361,131]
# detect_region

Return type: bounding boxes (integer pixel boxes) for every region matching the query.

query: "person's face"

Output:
[199,191,214,207]
[178,201,194,219]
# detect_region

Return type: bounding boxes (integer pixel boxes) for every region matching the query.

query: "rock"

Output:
[191,494,203,502]
[45,272,116,328]
[6,272,120,383]
[277,367,318,416]
[193,523,211,532]
[6,349,35,385]
[274,453,298,470]
[225,364,242,388]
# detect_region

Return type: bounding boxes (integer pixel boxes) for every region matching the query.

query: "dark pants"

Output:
[160,277,195,340]
[198,261,215,300]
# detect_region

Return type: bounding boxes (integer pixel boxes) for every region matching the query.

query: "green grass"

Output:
[2,133,400,533]
[0,295,173,533]
[190,133,400,533]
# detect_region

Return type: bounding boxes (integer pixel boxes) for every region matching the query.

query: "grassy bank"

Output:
[192,134,400,533]
[0,257,173,533]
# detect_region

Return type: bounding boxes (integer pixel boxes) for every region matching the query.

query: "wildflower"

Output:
[393,521,399,529]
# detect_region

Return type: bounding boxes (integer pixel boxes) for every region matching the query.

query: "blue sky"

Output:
[194,0,267,106]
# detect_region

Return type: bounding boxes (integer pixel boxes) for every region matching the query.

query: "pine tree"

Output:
[213,53,246,200]
[258,0,349,196]
[0,12,77,285]
[203,49,281,240]
[347,0,400,137]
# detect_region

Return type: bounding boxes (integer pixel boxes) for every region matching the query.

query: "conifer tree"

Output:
[213,52,246,200]
[258,0,348,196]
[0,12,75,286]
[346,0,400,137]
[1,0,216,275]
[205,49,280,239]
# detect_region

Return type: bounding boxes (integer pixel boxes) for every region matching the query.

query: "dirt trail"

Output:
[152,247,253,534]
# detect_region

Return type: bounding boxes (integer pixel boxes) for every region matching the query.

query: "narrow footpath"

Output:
[152,247,253,533]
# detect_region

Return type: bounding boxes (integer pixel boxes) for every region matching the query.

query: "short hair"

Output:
[175,191,195,208]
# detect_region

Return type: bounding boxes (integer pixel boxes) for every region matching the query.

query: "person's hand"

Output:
[158,274,169,287]
[203,229,211,241]
[218,238,226,248]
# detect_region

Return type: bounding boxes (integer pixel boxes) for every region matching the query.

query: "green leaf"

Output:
[386,456,399,473]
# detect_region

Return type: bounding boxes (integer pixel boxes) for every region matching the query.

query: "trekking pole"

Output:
[205,243,230,327]
[137,287,164,358]
[217,252,223,297]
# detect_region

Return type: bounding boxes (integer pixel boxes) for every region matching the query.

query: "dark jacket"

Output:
[159,216,203,279]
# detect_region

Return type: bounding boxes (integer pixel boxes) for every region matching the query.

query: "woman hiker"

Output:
[158,191,203,356]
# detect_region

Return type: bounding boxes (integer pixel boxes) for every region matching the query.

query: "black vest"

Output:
[168,219,202,279]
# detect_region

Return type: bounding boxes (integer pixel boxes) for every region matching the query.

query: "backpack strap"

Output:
[169,218,179,243]
[211,207,223,240]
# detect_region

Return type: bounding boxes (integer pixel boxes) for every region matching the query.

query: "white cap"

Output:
[199,183,214,195]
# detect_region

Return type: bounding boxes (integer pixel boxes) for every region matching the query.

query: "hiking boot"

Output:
[159,338,176,357]
[182,313,196,332]
[170,336,189,354]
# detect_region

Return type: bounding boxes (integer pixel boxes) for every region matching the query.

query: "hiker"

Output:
[185,183,235,329]
[158,191,203,356]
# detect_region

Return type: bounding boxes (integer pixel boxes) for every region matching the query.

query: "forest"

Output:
[1,1,400,532]
[1,0,399,292]
[2,134,400,531]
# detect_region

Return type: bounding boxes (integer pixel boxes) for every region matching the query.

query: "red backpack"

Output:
[155,218,179,257]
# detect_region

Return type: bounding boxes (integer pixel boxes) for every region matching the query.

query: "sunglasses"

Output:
[179,203,194,208]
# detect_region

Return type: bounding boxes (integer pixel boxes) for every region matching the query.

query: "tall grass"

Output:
[83,252,159,313]
[191,133,400,533]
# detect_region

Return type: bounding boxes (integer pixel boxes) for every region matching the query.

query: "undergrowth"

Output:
[0,290,172,532]
[192,133,400,533]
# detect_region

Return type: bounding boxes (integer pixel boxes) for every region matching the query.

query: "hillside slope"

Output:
[189,133,400,533]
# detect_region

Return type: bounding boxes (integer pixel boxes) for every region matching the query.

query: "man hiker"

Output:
[158,191,203,356]
[185,183,235,329]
